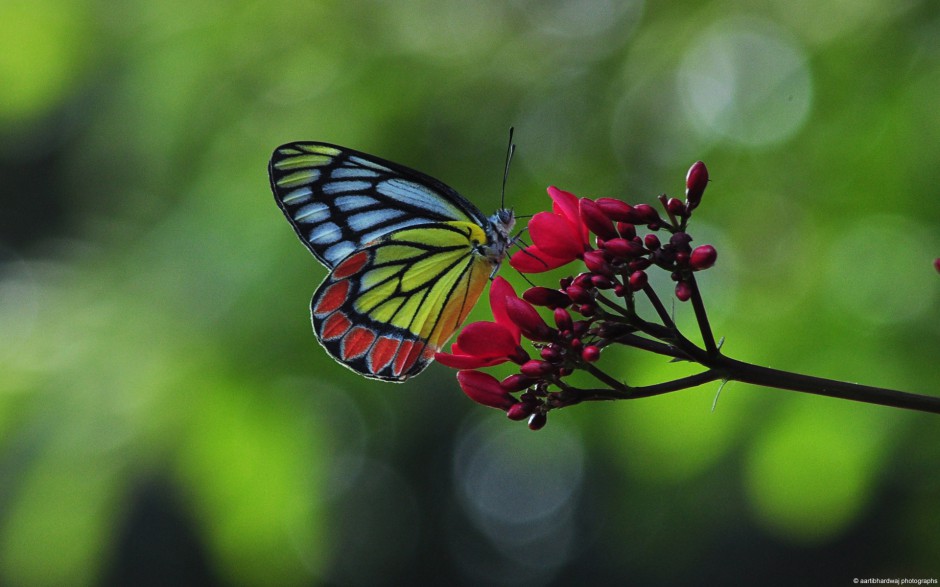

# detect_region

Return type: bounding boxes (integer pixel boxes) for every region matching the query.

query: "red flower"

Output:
[435,277,528,368]
[510,186,589,273]
[456,370,518,411]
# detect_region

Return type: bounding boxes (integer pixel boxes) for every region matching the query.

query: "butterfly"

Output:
[269,142,516,381]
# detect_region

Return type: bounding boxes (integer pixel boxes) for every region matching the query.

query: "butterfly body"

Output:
[269,142,514,381]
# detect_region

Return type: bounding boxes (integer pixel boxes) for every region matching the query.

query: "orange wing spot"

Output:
[421,345,436,362]
[393,340,416,377]
[314,279,350,317]
[321,312,352,340]
[369,336,401,374]
[333,251,370,279]
[395,340,426,377]
[342,327,377,360]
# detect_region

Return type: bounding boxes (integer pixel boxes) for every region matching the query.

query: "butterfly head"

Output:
[482,208,516,264]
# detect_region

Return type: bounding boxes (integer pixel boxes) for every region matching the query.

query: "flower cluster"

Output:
[436,161,719,430]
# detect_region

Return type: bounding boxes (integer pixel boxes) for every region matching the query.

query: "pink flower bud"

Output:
[580,198,619,240]
[540,345,562,362]
[644,234,661,250]
[628,270,648,291]
[595,198,635,222]
[581,345,601,362]
[591,275,614,289]
[666,197,686,217]
[554,307,573,331]
[501,374,535,392]
[528,412,548,431]
[685,161,708,210]
[565,284,592,304]
[505,297,555,342]
[507,402,535,421]
[523,286,571,309]
[675,281,692,302]
[583,250,614,276]
[521,360,555,378]
[617,222,636,239]
[602,238,644,258]
[690,245,717,270]
[457,370,518,410]
[632,204,661,224]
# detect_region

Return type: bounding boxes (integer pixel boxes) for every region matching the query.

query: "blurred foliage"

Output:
[1,0,939,585]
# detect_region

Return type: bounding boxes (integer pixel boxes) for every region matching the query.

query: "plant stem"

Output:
[713,355,940,414]
[686,275,717,354]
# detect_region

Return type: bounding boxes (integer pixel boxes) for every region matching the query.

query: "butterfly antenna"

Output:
[501,127,516,210]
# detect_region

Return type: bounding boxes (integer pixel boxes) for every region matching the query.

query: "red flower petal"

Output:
[435,352,509,369]
[529,211,583,259]
[548,186,581,227]
[488,277,521,340]
[509,246,572,273]
[455,321,519,357]
[457,370,518,410]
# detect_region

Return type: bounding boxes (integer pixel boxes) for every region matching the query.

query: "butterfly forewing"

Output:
[269,142,487,267]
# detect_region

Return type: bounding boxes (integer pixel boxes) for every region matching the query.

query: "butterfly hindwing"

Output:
[269,142,489,268]
[310,222,494,381]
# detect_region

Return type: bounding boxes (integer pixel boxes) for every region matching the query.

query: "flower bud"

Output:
[666,197,686,217]
[591,275,614,289]
[500,374,535,392]
[520,359,555,378]
[573,272,594,288]
[565,284,592,304]
[690,245,717,270]
[505,297,555,342]
[628,270,648,291]
[540,345,563,363]
[669,232,692,249]
[578,304,596,317]
[554,307,573,331]
[583,250,614,277]
[528,412,548,431]
[602,238,644,259]
[457,370,518,410]
[628,258,651,271]
[595,198,635,222]
[523,286,570,309]
[644,234,661,250]
[507,402,535,421]
[685,161,708,211]
[616,222,636,240]
[632,204,661,224]
[581,345,601,362]
[675,281,692,302]
[580,198,619,240]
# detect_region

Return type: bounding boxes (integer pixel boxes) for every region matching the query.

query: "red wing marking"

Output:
[321,312,352,340]
[313,279,350,317]
[333,251,370,279]
[393,340,416,377]
[369,336,401,374]
[341,326,377,360]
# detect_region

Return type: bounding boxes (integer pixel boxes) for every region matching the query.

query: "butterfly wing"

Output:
[311,221,495,381]
[269,142,490,268]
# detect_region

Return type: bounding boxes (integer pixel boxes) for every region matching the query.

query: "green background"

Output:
[1,0,938,585]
